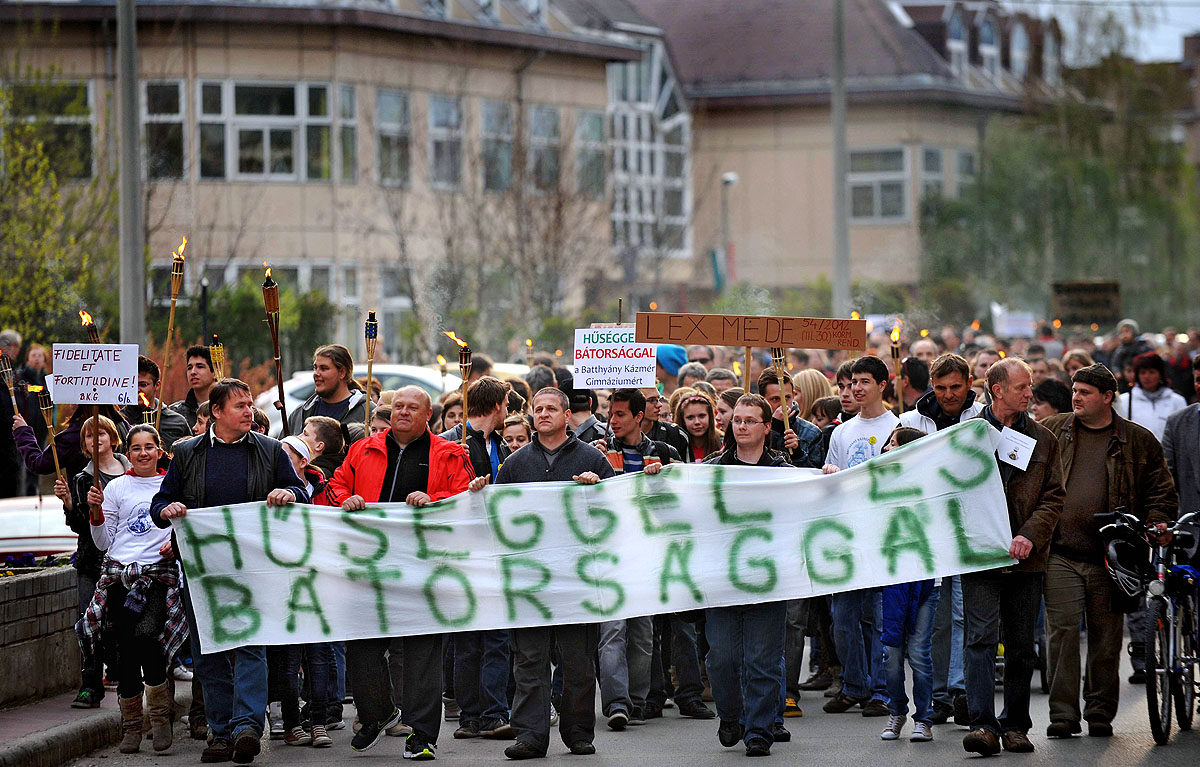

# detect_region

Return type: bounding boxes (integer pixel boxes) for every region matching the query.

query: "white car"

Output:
[255,363,462,437]
[0,495,77,557]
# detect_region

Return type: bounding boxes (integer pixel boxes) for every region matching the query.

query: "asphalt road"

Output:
[68,650,1200,766]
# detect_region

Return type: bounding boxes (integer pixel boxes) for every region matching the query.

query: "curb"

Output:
[0,688,193,767]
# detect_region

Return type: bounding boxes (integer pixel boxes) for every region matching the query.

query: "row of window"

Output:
[847,147,977,222]
[945,11,1060,86]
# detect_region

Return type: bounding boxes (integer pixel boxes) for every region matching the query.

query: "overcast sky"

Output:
[1003,1,1200,62]
[1135,4,1200,60]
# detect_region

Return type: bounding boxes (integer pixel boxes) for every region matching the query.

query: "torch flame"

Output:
[265,266,272,280]
[79,310,93,326]
[850,311,860,320]
[139,392,151,408]
[525,338,532,348]
[732,360,742,376]
[28,384,43,393]
[173,236,188,261]
[443,331,468,348]
[971,320,982,331]
[890,322,902,344]
[920,328,930,338]
[437,354,447,365]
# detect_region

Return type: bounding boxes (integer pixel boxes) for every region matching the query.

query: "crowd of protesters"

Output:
[0,313,1198,761]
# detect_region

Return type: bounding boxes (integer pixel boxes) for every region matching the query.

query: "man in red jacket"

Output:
[328,386,475,760]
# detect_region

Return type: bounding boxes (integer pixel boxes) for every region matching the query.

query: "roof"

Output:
[629,0,1026,111]
[0,0,644,61]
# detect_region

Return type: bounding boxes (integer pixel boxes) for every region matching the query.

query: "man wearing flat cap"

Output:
[1040,364,1176,738]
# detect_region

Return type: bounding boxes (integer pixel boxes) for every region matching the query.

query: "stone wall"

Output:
[0,568,80,709]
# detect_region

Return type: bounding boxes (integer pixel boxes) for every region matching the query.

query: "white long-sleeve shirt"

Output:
[92,473,171,565]
[1116,386,1187,442]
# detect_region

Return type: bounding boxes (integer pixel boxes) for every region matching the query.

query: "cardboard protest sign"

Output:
[1051,282,1120,327]
[176,420,1014,653]
[50,344,139,405]
[635,312,866,352]
[573,327,656,388]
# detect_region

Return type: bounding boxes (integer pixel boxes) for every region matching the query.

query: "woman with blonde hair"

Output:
[1061,349,1095,378]
[792,369,835,422]
[673,391,723,462]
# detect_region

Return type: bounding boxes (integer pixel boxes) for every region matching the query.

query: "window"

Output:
[195,81,342,182]
[143,81,184,179]
[203,266,225,289]
[957,151,977,195]
[9,82,93,179]
[922,148,943,198]
[339,85,357,184]
[848,148,906,221]
[520,0,543,21]
[377,89,411,187]
[575,110,605,198]
[428,95,462,189]
[481,100,513,192]
[309,266,331,296]
[528,105,560,191]
[478,0,496,18]
[149,265,181,305]
[424,0,446,17]
[947,12,967,79]
[1010,22,1030,81]
[979,18,999,79]
[342,266,358,299]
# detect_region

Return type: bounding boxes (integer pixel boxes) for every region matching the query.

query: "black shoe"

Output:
[643,701,663,719]
[929,701,953,725]
[454,720,481,739]
[628,707,646,726]
[963,728,1001,756]
[862,699,890,717]
[771,722,791,742]
[823,692,866,713]
[1087,721,1113,737]
[568,741,595,755]
[1046,720,1080,738]
[504,740,546,760]
[1128,670,1146,684]
[404,734,437,760]
[678,699,716,719]
[231,728,261,764]
[953,694,970,726]
[480,718,515,739]
[352,708,402,752]
[745,737,771,757]
[607,710,628,730]
[718,720,745,748]
[71,689,102,709]
[201,738,234,763]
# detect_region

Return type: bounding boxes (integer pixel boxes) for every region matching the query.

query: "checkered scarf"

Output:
[75,557,188,663]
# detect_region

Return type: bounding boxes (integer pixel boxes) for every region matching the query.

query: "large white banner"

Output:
[175,420,1015,653]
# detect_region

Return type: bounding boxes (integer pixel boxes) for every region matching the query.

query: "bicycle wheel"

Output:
[1174,596,1196,731]
[1146,596,1173,745]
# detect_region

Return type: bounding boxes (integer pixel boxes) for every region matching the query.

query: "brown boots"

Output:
[118,695,143,753]
[145,681,174,752]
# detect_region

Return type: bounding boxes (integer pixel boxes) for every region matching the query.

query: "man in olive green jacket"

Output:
[1040,364,1176,739]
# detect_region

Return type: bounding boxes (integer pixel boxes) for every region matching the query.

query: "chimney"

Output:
[1185,34,1200,68]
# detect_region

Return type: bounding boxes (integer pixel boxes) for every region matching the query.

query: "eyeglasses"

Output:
[731,418,764,427]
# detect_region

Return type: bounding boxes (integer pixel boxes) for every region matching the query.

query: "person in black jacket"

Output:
[121,356,192,453]
[566,386,606,445]
[151,379,308,765]
[494,387,614,760]
[639,387,690,460]
[702,394,796,757]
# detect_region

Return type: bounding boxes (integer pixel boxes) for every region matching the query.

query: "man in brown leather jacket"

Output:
[962,358,1064,757]
[1041,364,1176,739]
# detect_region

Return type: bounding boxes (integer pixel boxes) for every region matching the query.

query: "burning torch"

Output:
[0,354,15,413]
[80,310,103,522]
[139,393,155,425]
[770,347,791,437]
[890,321,904,415]
[364,311,378,437]
[262,265,290,436]
[30,385,64,485]
[525,338,534,368]
[209,334,225,380]
[444,331,470,445]
[157,236,187,431]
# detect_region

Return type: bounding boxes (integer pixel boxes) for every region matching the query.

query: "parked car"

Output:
[255,363,461,437]
[0,495,76,557]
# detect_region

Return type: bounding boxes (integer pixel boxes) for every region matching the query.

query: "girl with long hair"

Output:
[674,391,722,462]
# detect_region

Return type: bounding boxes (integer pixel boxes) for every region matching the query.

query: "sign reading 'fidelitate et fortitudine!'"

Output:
[635,312,867,352]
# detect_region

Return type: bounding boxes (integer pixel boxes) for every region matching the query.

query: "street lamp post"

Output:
[200,276,210,340]
[720,171,739,285]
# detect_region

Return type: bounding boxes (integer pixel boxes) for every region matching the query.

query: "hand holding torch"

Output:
[770,347,791,436]
[80,311,103,522]
[31,386,64,484]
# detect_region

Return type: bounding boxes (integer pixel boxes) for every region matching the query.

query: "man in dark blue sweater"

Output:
[152,379,307,764]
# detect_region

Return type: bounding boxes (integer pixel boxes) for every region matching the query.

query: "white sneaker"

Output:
[881,714,906,740]
[268,701,285,740]
[172,664,194,681]
[910,721,933,742]
[549,702,559,726]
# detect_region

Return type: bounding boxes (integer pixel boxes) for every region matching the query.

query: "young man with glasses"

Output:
[702,394,796,756]
[639,387,690,460]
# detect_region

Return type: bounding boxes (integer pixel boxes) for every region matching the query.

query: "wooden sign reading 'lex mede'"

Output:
[635,312,867,352]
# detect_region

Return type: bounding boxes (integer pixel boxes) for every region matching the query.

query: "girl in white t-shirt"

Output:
[78,425,186,754]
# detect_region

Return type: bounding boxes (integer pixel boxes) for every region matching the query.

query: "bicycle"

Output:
[1100,509,1200,745]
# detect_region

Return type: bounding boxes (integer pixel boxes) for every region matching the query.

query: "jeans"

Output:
[829,588,885,700]
[270,643,335,729]
[184,586,267,741]
[1043,555,1124,725]
[598,617,653,715]
[962,570,1042,734]
[649,615,704,707]
[510,624,598,753]
[931,575,965,706]
[77,572,104,697]
[1126,604,1148,673]
[453,630,511,723]
[348,634,442,742]
[704,602,787,745]
[784,599,810,698]
[883,587,940,723]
